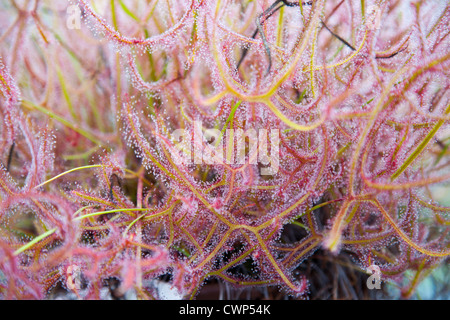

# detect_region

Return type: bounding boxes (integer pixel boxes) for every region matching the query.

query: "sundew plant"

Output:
[0,0,449,300]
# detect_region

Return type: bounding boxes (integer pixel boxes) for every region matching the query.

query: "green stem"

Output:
[22,100,101,145]
[391,103,450,181]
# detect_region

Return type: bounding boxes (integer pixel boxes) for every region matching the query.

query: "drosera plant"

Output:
[0,0,449,300]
